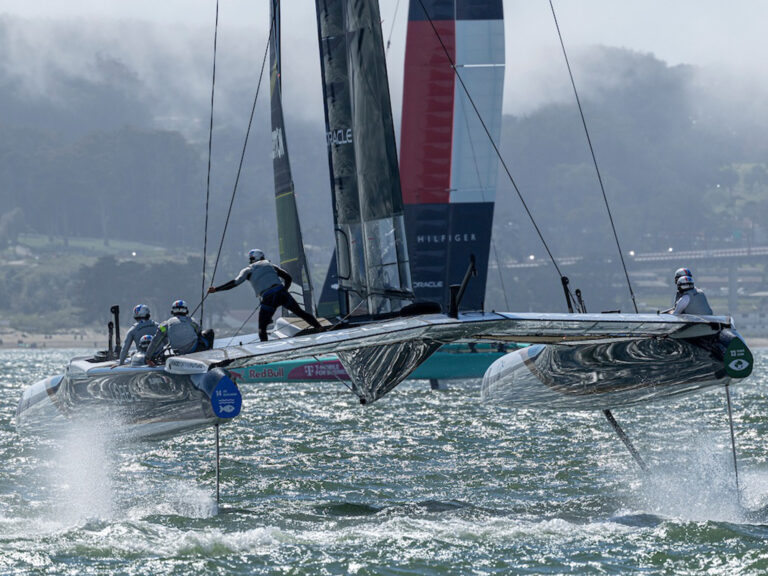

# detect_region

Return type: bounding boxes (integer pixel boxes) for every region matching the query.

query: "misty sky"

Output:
[1,0,765,119]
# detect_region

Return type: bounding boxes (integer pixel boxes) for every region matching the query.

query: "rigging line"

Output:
[189,292,209,320]
[313,354,355,394]
[201,0,220,327]
[229,303,261,343]
[208,15,274,290]
[385,0,402,55]
[413,0,573,293]
[338,296,368,324]
[548,0,638,313]
[457,92,510,310]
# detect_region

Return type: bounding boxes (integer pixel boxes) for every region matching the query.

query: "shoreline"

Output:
[0,328,105,350]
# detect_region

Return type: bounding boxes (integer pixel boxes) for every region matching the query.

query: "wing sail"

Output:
[400,0,504,312]
[270,0,315,313]
[315,0,413,318]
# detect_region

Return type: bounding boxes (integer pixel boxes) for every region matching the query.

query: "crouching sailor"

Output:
[673,275,713,315]
[208,248,321,341]
[130,334,153,366]
[119,304,158,365]
[145,300,213,366]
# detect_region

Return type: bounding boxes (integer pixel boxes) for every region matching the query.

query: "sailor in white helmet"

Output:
[130,334,154,366]
[208,248,321,341]
[673,275,713,315]
[672,267,693,308]
[118,304,158,365]
[145,300,204,365]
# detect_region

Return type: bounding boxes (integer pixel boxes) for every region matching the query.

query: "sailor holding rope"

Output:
[208,248,321,342]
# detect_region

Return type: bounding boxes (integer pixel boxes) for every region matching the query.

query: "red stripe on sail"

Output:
[400,19,456,205]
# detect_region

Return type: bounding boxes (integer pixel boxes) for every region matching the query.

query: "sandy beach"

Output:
[0,328,106,350]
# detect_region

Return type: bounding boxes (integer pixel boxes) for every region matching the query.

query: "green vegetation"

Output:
[0,41,767,325]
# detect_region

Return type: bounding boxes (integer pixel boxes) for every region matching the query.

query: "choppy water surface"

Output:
[2,348,768,575]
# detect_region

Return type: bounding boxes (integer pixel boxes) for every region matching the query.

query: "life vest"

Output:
[680,288,713,315]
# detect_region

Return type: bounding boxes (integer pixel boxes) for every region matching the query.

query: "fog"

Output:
[2,0,767,125]
[0,1,766,326]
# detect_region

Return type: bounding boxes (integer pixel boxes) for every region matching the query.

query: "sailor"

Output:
[673,267,693,307]
[208,248,322,342]
[118,304,158,365]
[145,300,210,365]
[672,275,713,315]
[130,334,153,366]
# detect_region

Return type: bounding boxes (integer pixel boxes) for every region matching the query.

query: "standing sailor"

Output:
[145,300,209,365]
[208,248,322,342]
[118,304,158,365]
[673,275,713,315]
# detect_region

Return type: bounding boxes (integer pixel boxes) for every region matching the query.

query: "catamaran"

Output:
[180,0,751,410]
[16,0,753,444]
[15,308,242,440]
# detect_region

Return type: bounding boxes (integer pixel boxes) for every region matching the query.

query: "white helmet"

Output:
[676,275,694,292]
[133,304,151,320]
[138,334,153,351]
[248,248,265,262]
[171,299,189,316]
[674,267,693,283]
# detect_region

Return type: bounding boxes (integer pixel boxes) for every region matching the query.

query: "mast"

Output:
[315,0,413,318]
[400,0,505,312]
[269,0,316,314]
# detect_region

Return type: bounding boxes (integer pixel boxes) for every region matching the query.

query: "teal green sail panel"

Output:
[270,0,315,314]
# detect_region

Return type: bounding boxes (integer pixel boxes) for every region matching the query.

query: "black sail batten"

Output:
[270,0,315,315]
[315,0,414,318]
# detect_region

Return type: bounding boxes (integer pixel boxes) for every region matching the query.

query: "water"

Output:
[2,348,768,574]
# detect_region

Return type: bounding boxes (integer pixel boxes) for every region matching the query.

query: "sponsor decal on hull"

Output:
[211,376,242,419]
[287,360,349,381]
